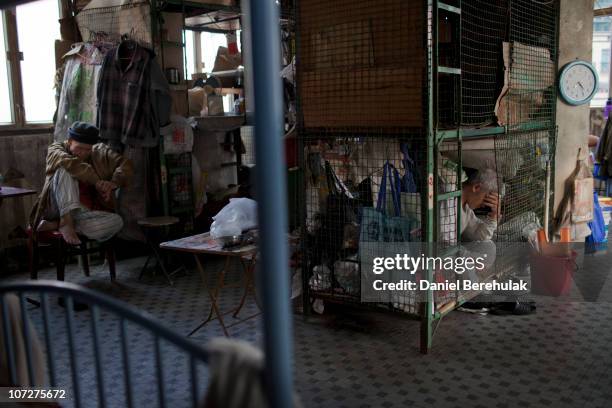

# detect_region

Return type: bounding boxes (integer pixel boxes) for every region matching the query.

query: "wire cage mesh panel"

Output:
[495,129,554,242]
[437,141,464,247]
[297,0,427,130]
[438,74,461,129]
[461,0,508,126]
[75,2,153,46]
[302,134,426,314]
[497,0,557,128]
[437,5,461,129]
[240,126,255,166]
[493,128,555,281]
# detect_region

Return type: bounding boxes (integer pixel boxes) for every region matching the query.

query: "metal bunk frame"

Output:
[0,280,210,407]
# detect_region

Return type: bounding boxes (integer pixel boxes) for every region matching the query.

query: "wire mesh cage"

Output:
[301,134,427,314]
[296,0,427,131]
[75,1,153,47]
[296,0,559,332]
[498,0,557,129]
[461,0,508,126]
[496,131,553,234]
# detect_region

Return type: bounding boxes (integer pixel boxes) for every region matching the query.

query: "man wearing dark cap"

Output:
[30,122,133,245]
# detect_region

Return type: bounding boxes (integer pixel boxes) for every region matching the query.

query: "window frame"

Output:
[0,7,57,134]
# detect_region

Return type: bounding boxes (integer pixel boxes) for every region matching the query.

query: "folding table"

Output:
[160,232,260,336]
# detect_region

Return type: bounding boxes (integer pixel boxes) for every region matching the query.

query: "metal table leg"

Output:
[188,252,262,337]
[138,253,152,281]
[150,242,174,286]
[233,255,261,318]
[188,254,231,337]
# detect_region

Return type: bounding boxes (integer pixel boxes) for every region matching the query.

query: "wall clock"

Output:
[558,60,598,106]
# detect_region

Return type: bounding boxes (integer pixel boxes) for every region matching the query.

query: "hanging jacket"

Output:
[96,41,171,147]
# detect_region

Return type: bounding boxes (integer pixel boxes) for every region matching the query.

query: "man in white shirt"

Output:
[460,168,500,242]
[445,168,500,286]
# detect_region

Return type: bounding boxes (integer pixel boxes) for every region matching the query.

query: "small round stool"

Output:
[137,216,182,285]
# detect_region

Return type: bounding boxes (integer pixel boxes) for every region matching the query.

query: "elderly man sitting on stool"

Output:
[31,122,132,245]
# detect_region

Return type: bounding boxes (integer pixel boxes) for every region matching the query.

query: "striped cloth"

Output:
[46,168,123,242]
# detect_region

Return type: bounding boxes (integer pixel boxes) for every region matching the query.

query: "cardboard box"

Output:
[298,0,425,129]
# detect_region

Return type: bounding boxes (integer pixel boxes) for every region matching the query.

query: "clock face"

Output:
[559,61,598,105]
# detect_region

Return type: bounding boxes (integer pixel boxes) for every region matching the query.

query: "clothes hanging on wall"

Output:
[96,40,171,147]
[54,43,104,142]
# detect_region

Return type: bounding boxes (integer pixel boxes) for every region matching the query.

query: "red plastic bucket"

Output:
[530,250,577,296]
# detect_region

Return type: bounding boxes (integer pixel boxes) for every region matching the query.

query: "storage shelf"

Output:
[160,0,239,14]
[437,122,552,142]
[208,68,244,77]
[510,121,554,133]
[437,126,506,141]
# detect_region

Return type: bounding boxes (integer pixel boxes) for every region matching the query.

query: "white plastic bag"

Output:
[210,198,258,239]
[161,115,195,154]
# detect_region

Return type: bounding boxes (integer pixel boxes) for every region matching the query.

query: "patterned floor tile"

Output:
[4,250,612,407]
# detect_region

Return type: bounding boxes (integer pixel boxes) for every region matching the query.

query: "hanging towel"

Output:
[201,338,302,408]
[0,294,46,387]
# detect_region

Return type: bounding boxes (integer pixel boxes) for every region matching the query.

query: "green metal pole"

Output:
[455,0,462,251]
[421,0,436,354]
[455,0,463,306]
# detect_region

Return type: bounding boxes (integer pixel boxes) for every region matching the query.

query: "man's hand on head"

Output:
[483,192,500,221]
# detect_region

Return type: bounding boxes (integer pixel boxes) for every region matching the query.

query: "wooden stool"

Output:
[137,216,182,285]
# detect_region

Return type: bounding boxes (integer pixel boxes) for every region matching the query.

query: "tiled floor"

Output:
[5,249,612,408]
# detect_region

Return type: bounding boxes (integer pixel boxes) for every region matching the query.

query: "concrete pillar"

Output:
[554,0,594,212]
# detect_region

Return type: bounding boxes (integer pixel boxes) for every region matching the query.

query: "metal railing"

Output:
[0,280,209,408]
